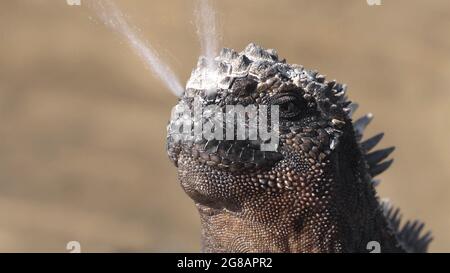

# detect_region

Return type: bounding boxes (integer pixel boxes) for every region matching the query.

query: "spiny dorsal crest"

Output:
[381,200,433,253]
[350,105,395,183]
[350,90,432,253]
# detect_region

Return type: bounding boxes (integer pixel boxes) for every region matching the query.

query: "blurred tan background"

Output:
[0,0,449,252]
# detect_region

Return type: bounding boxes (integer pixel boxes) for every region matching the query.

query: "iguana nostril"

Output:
[205,88,217,101]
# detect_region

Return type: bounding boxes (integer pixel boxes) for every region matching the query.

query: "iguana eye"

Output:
[270,93,306,119]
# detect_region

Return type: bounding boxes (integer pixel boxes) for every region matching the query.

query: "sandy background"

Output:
[0,0,449,252]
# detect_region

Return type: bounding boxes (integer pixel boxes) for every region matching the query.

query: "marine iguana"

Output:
[166,43,432,253]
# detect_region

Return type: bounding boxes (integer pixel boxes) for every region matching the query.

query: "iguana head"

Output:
[166,43,416,252]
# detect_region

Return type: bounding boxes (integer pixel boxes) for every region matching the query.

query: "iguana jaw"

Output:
[173,130,351,252]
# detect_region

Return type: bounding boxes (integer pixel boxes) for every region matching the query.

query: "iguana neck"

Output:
[329,131,403,252]
[197,131,403,253]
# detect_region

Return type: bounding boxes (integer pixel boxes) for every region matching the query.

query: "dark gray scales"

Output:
[166,43,432,253]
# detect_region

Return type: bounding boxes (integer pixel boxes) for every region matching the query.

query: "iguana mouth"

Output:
[185,139,282,171]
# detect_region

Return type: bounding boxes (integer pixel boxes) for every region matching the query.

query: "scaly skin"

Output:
[166,43,431,253]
